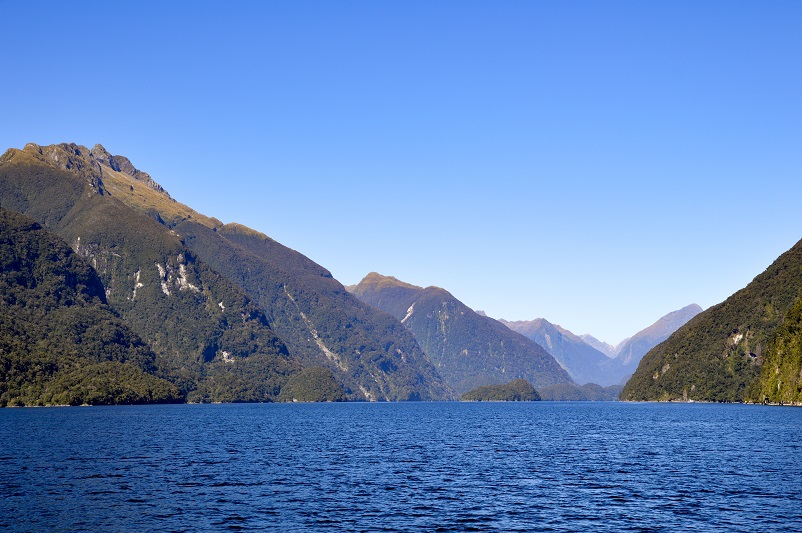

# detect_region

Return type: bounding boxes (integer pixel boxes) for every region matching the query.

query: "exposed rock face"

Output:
[16,143,169,197]
[89,144,168,195]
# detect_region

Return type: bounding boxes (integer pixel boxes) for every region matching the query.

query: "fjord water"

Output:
[2,403,801,532]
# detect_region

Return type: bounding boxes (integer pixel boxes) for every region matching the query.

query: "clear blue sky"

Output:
[2,1,800,344]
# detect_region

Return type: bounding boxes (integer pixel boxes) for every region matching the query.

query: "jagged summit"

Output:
[88,144,168,195]
[12,142,170,197]
[4,142,222,229]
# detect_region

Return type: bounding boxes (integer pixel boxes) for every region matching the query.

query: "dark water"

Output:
[1,402,801,532]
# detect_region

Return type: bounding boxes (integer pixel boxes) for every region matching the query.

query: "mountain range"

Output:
[579,334,619,358]
[3,141,799,405]
[500,304,702,387]
[499,318,612,385]
[347,273,573,394]
[0,143,453,403]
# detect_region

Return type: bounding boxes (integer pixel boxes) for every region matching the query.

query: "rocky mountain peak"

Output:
[19,142,170,198]
[22,142,106,195]
[90,144,169,197]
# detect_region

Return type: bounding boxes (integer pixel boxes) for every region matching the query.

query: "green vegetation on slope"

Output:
[622,237,802,402]
[278,366,347,402]
[176,222,453,401]
[0,208,181,406]
[1,142,451,402]
[350,273,573,395]
[749,298,802,404]
[537,383,623,401]
[462,379,541,401]
[1,144,300,403]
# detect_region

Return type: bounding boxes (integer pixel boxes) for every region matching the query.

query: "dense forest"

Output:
[461,379,541,401]
[748,298,802,404]
[537,383,623,401]
[0,209,181,406]
[622,237,802,403]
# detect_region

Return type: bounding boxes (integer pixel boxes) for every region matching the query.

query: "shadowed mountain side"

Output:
[0,208,182,406]
[175,222,453,401]
[537,383,623,401]
[349,273,573,395]
[623,238,802,403]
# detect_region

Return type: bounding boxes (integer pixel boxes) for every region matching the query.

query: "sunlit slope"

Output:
[0,142,453,401]
[0,143,299,402]
[623,238,802,402]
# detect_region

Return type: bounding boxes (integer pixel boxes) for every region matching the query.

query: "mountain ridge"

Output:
[0,143,453,401]
[497,304,701,387]
[349,272,573,394]
[499,317,612,385]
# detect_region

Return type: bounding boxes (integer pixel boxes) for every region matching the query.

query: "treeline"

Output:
[461,379,541,401]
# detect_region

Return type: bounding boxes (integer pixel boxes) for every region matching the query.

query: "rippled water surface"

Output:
[2,402,801,531]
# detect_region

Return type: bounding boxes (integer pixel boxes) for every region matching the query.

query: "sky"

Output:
[2,1,800,344]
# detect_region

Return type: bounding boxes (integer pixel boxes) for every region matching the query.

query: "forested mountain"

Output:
[0,208,181,406]
[751,298,802,404]
[500,318,611,385]
[537,383,624,401]
[348,273,573,395]
[175,222,451,401]
[622,239,802,403]
[461,379,541,402]
[0,143,452,401]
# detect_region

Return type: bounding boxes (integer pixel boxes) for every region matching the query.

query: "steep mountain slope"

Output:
[622,239,802,402]
[500,318,611,385]
[176,222,451,400]
[0,208,181,406]
[0,144,301,401]
[599,304,703,386]
[0,143,452,401]
[750,298,802,404]
[614,304,703,367]
[579,334,618,358]
[348,273,573,394]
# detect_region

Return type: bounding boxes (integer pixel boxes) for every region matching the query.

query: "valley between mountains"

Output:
[1,143,800,405]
